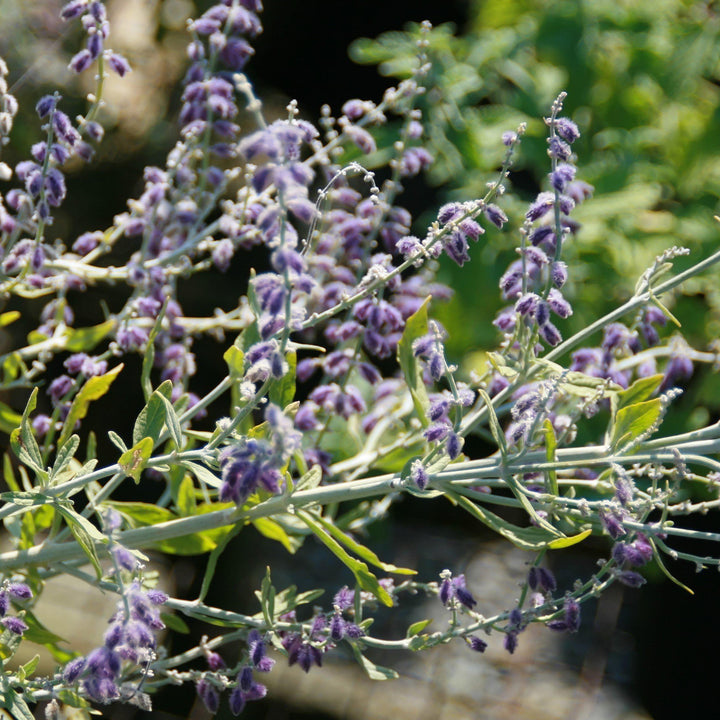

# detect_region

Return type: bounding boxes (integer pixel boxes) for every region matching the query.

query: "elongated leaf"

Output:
[406,619,432,637]
[477,388,507,459]
[0,400,22,434]
[547,528,592,549]
[118,437,154,483]
[51,434,80,482]
[612,373,664,414]
[55,505,106,577]
[59,365,124,446]
[3,688,35,720]
[10,387,45,479]
[295,465,322,492]
[133,380,172,446]
[542,419,559,497]
[447,491,563,551]
[269,349,296,408]
[311,512,415,575]
[106,501,175,527]
[0,310,20,327]
[199,523,243,602]
[397,296,431,425]
[107,430,128,453]
[298,510,393,607]
[64,319,114,352]
[141,302,168,400]
[260,566,276,627]
[252,517,304,554]
[161,613,190,634]
[351,643,399,680]
[182,461,222,489]
[159,393,183,450]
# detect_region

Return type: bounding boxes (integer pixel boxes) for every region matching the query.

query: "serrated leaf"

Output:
[609,398,663,450]
[351,643,399,680]
[133,380,173,446]
[59,365,124,446]
[397,296,431,426]
[298,510,393,607]
[118,437,154,482]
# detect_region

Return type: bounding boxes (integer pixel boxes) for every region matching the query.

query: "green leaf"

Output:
[50,434,80,482]
[252,516,304,554]
[59,364,124,446]
[159,393,183,450]
[10,387,46,479]
[107,430,128,453]
[298,509,393,607]
[406,619,432,637]
[18,654,40,680]
[611,373,664,415]
[64,319,114,352]
[106,501,175,527]
[351,643,399,680]
[608,398,663,450]
[397,296,432,426]
[0,401,22,435]
[447,491,564,551]
[161,612,190,634]
[141,302,169,400]
[547,528,592,549]
[182,461,222,489]
[260,566,276,627]
[295,464,322,492]
[269,349,296,408]
[0,310,20,327]
[176,474,197,516]
[311,512,416,575]
[198,523,243,602]
[477,388,508,459]
[223,343,244,377]
[133,380,173,446]
[118,437,154,482]
[54,504,106,578]
[2,688,35,720]
[542,419,559,497]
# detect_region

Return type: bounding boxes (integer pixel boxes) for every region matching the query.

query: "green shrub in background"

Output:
[351,0,720,408]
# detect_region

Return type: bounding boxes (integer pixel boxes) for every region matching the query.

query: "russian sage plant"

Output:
[1,2,720,718]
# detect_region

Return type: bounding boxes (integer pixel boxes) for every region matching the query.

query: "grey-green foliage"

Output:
[351,0,720,378]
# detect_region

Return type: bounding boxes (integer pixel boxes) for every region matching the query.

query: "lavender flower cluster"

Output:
[1,2,720,718]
